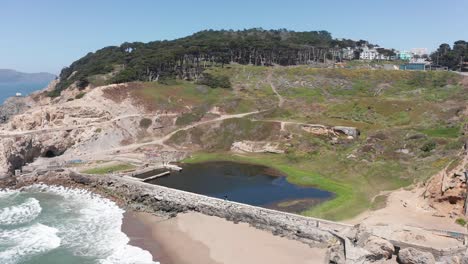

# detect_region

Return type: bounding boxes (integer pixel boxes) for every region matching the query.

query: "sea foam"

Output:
[0,198,42,225]
[0,223,61,264]
[16,184,159,264]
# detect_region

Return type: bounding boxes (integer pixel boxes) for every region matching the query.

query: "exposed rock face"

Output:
[424,123,468,217]
[362,236,394,260]
[0,96,33,124]
[301,124,360,139]
[398,247,436,264]
[332,126,360,138]
[231,140,284,154]
[462,254,468,264]
[0,83,176,177]
[0,132,75,177]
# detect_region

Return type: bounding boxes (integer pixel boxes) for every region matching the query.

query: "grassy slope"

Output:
[82,163,136,175]
[101,65,465,220]
[177,66,466,221]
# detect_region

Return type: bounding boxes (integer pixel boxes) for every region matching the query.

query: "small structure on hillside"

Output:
[400,63,427,71]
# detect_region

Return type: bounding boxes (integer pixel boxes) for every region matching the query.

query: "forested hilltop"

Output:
[53,29,370,95]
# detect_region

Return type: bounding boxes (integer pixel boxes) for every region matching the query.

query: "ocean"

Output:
[0,185,159,264]
[0,82,50,104]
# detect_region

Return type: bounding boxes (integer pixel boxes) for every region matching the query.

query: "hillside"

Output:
[0,63,466,222]
[52,29,371,96]
[0,69,55,83]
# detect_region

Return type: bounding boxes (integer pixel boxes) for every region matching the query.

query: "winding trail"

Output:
[267,69,284,108]
[100,109,264,153]
[0,113,179,137]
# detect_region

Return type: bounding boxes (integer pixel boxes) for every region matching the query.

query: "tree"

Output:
[430,40,467,70]
[51,29,378,95]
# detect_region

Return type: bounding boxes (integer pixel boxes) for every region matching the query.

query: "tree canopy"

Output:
[53,28,371,95]
[430,40,467,70]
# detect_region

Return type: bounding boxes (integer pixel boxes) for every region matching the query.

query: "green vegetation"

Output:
[82,163,136,175]
[196,72,232,88]
[67,61,463,220]
[75,92,86,99]
[421,127,460,138]
[456,218,467,227]
[169,65,466,220]
[431,41,468,71]
[420,141,437,152]
[139,118,152,129]
[52,29,375,95]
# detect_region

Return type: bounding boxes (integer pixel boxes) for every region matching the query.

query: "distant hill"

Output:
[0,69,56,84]
[52,28,373,96]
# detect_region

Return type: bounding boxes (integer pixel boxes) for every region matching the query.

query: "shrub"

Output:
[139,118,152,129]
[75,92,86,99]
[420,141,436,152]
[47,89,61,98]
[456,218,466,226]
[76,78,90,90]
[197,73,231,88]
[112,68,139,83]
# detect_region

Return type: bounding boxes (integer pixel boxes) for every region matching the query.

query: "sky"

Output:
[1,0,467,74]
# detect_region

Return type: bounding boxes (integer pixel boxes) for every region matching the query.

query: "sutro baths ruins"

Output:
[6,167,468,264]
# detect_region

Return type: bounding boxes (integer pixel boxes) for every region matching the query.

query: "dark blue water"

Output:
[0,82,49,104]
[150,161,333,213]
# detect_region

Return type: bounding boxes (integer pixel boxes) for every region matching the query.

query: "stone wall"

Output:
[91,173,346,247]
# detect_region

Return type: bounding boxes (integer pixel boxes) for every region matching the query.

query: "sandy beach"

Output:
[122,211,327,264]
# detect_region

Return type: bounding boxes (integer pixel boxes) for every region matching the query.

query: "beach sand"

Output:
[122,211,327,264]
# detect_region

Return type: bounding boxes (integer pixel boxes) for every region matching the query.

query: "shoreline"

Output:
[122,210,327,264]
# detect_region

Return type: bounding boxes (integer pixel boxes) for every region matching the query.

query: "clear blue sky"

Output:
[1,0,467,74]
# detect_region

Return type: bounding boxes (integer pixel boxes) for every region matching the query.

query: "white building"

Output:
[341,47,355,60]
[359,45,379,60]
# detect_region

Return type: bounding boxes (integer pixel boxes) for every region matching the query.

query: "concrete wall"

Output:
[86,173,347,247]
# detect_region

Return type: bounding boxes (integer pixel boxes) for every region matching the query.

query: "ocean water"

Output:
[0,185,159,264]
[0,82,50,104]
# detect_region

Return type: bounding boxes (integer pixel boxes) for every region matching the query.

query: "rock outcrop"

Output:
[231,140,284,154]
[398,247,436,264]
[362,236,394,261]
[0,96,33,124]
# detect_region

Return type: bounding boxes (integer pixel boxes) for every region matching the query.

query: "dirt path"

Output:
[0,113,179,137]
[96,109,263,154]
[267,69,284,108]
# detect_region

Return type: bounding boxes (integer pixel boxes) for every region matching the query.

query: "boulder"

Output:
[363,236,394,260]
[333,126,360,138]
[461,254,468,264]
[398,247,435,264]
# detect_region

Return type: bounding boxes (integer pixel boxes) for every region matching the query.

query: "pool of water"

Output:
[147,161,333,213]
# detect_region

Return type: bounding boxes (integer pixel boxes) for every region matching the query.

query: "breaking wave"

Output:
[0,185,159,264]
[0,198,42,226]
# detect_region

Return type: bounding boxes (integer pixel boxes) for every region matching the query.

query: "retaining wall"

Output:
[84,173,349,247]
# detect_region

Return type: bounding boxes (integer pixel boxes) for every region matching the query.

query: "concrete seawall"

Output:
[81,173,347,247]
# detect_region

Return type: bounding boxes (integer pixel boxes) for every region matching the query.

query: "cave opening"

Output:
[43,148,62,158]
